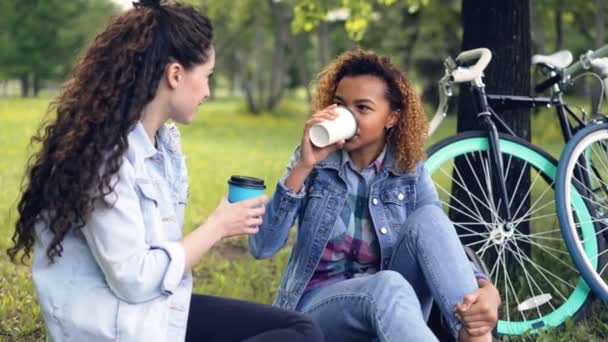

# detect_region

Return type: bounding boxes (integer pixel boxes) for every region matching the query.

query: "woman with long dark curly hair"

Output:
[250,49,501,342]
[7,1,323,341]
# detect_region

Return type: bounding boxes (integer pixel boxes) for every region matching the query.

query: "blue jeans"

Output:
[296,205,478,341]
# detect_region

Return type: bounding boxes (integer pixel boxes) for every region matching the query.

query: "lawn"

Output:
[0,96,607,341]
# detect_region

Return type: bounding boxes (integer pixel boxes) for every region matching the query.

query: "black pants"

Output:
[185,294,324,342]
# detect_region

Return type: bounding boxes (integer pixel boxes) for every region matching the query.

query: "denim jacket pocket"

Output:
[135,179,161,207]
[380,184,415,231]
[380,186,414,206]
[135,179,166,242]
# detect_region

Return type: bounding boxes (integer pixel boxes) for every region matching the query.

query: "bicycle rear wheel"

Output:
[556,123,608,303]
[426,131,596,337]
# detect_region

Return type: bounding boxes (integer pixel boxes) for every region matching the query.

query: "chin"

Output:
[342,140,360,152]
[172,113,195,125]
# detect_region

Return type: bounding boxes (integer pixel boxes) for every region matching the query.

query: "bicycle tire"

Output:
[426,131,596,336]
[556,122,608,303]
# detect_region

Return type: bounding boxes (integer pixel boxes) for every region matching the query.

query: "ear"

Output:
[385,110,400,129]
[165,62,184,89]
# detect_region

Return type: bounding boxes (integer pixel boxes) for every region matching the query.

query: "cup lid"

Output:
[228,175,266,189]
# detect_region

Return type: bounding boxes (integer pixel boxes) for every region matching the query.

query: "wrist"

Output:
[200,216,225,242]
[294,159,315,172]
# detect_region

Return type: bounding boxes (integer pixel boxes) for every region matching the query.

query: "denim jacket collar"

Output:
[128,122,185,162]
[316,144,408,176]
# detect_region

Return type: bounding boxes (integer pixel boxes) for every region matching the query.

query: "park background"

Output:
[2,0,608,340]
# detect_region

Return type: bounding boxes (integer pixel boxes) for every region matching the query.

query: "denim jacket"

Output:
[32,122,191,341]
[249,146,441,311]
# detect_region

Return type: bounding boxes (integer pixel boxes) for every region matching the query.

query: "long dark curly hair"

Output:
[8,0,213,263]
[312,49,428,172]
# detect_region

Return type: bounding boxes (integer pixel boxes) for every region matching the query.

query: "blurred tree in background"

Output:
[0,0,119,97]
[1,0,607,114]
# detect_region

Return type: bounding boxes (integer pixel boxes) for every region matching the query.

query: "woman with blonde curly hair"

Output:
[250,49,500,342]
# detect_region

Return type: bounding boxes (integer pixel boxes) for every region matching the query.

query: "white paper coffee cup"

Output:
[309,106,357,148]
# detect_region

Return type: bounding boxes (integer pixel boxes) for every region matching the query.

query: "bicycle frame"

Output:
[464,87,589,226]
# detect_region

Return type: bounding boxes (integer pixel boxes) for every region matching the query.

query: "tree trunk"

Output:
[555,9,563,51]
[401,8,422,70]
[287,34,312,105]
[530,0,545,54]
[453,0,531,272]
[255,15,265,114]
[318,21,331,70]
[592,0,605,114]
[33,74,41,97]
[20,74,30,98]
[267,0,289,111]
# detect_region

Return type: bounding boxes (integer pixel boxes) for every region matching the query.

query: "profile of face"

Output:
[333,75,399,153]
[166,47,216,124]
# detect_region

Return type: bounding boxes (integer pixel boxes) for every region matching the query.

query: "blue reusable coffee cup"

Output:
[227,176,266,203]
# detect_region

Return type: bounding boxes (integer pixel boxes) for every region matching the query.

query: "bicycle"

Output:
[424,47,607,336]
[555,49,608,304]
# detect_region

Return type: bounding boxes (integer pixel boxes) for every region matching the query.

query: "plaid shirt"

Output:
[306,148,387,290]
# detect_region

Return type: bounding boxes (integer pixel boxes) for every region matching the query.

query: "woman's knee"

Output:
[370,271,417,300]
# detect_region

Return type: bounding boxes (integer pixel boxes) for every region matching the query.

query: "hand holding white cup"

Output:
[309,106,358,148]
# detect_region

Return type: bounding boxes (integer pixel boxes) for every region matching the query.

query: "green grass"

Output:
[0,96,607,341]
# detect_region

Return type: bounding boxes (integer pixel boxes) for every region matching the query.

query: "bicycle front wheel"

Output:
[556,123,608,303]
[426,131,595,337]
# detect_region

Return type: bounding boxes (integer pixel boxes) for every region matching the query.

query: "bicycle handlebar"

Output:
[535,44,608,92]
[451,48,493,83]
[564,44,608,77]
[429,48,493,136]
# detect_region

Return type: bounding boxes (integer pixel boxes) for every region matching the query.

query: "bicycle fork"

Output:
[474,86,515,229]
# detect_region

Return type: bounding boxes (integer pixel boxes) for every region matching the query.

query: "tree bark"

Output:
[33,74,41,97]
[287,34,312,105]
[318,21,331,70]
[20,74,29,98]
[453,0,531,271]
[267,0,290,110]
[592,0,605,114]
[555,9,563,51]
[401,8,422,70]
[530,0,545,54]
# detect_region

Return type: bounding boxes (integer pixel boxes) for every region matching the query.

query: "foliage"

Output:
[0,0,118,94]
[290,0,429,41]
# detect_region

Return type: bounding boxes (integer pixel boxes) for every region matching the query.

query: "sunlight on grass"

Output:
[1,96,607,340]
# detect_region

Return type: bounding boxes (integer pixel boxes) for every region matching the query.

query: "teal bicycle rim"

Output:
[426,134,594,336]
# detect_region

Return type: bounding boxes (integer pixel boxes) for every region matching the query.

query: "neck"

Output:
[140,97,168,146]
[349,140,385,170]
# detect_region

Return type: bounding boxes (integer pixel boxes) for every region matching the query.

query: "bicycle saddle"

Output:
[532,50,573,70]
[591,57,608,77]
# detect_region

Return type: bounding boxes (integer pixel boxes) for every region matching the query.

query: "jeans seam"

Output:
[300,292,391,341]
[411,227,460,338]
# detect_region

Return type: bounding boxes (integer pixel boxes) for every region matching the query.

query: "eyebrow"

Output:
[334,95,376,105]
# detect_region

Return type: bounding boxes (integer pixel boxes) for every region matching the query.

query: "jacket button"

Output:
[397,193,405,201]
[372,198,379,205]
[380,227,388,235]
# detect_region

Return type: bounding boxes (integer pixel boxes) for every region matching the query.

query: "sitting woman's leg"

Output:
[297,271,439,342]
[186,294,324,342]
[388,204,479,339]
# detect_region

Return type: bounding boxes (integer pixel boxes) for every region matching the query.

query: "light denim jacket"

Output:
[32,122,192,341]
[249,146,441,311]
